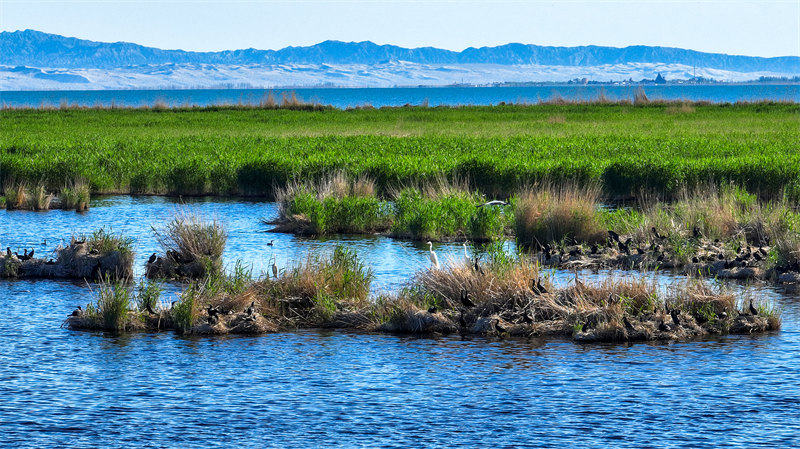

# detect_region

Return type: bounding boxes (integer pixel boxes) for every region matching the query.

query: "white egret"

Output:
[427,241,440,269]
[477,200,509,208]
[463,242,470,265]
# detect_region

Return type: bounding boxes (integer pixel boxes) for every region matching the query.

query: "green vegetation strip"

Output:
[2,103,799,199]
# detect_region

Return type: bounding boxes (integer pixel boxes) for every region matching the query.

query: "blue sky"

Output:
[1,1,798,57]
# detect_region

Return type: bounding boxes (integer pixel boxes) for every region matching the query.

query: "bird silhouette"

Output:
[266,240,274,247]
[459,290,475,308]
[651,227,664,240]
[147,253,157,264]
[748,301,758,316]
[608,230,621,243]
[5,247,11,258]
[70,305,83,317]
[245,301,256,316]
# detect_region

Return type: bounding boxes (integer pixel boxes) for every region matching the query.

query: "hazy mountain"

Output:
[3,29,799,73]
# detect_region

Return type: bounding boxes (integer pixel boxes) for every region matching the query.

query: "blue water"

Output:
[1,197,800,447]
[1,84,798,109]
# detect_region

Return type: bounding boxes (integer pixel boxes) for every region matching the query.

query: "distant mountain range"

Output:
[1,29,798,90]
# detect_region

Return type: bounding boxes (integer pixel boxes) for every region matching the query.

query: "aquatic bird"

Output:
[748,301,758,316]
[428,305,438,314]
[5,247,11,258]
[267,240,274,247]
[651,227,664,240]
[70,306,83,317]
[477,200,509,208]
[463,242,470,264]
[245,301,256,316]
[623,316,635,332]
[617,240,630,255]
[670,309,681,326]
[459,290,475,308]
[145,302,156,315]
[473,258,484,275]
[147,253,157,264]
[534,278,548,294]
[427,241,440,269]
[658,320,672,332]
[170,301,178,310]
[41,239,47,246]
[608,230,621,243]
[271,261,278,279]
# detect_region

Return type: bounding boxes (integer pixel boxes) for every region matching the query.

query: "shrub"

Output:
[514,184,605,248]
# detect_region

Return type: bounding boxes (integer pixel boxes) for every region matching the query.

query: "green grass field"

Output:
[1,103,798,199]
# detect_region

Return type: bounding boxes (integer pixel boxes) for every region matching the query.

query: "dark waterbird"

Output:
[608,230,621,243]
[147,253,157,264]
[473,259,484,275]
[5,247,11,258]
[618,240,630,254]
[748,301,759,316]
[70,305,83,317]
[459,290,475,308]
[266,240,274,247]
[670,309,681,326]
[651,227,664,240]
[245,301,256,316]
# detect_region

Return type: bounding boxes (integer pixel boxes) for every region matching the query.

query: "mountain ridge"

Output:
[3,29,799,73]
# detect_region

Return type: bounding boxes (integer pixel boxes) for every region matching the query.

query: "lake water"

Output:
[1,196,800,447]
[1,84,798,109]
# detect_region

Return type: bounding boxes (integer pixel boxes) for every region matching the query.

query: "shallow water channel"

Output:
[1,196,799,447]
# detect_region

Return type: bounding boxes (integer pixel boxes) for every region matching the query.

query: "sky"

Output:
[0,1,798,57]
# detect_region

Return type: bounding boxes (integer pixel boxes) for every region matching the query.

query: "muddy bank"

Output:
[1,240,132,280]
[530,234,800,287]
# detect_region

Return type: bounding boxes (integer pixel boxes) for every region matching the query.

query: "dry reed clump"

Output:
[665,102,696,114]
[147,212,227,279]
[514,184,605,248]
[28,184,53,211]
[3,182,28,210]
[626,185,793,245]
[60,180,90,211]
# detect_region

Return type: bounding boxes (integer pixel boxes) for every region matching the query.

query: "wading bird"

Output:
[463,242,470,265]
[271,259,278,279]
[427,241,440,269]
